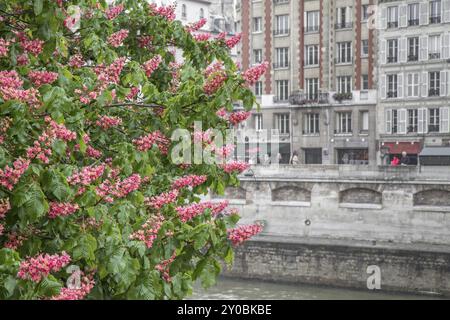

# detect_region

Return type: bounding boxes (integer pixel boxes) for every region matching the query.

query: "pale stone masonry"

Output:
[234,0,450,166]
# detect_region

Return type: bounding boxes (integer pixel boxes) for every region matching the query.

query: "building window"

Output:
[253,17,262,33]
[408,109,418,133]
[387,39,398,63]
[430,0,442,24]
[429,108,440,132]
[387,74,398,98]
[276,114,290,134]
[387,6,399,28]
[360,111,369,133]
[255,81,262,96]
[337,42,352,63]
[362,75,369,90]
[336,112,352,134]
[305,78,319,100]
[408,37,419,61]
[254,114,263,131]
[275,15,289,36]
[253,49,262,64]
[306,11,319,32]
[181,4,187,19]
[362,5,370,21]
[408,3,419,26]
[337,76,352,94]
[429,71,440,96]
[304,113,320,134]
[305,45,319,66]
[429,35,441,59]
[392,109,399,133]
[336,7,352,29]
[407,73,420,97]
[275,47,289,69]
[361,40,369,57]
[200,8,204,19]
[276,80,289,101]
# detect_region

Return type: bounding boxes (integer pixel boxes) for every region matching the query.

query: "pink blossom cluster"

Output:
[47,117,77,141]
[220,161,250,174]
[143,55,162,78]
[16,53,29,66]
[203,62,227,95]
[227,223,263,246]
[94,57,126,89]
[145,189,179,209]
[129,214,164,249]
[105,4,124,20]
[155,251,176,282]
[148,3,176,21]
[51,275,95,300]
[0,158,30,191]
[0,117,11,144]
[0,70,40,108]
[175,200,229,222]
[28,70,59,87]
[0,38,10,57]
[4,232,27,250]
[0,198,10,219]
[186,18,207,33]
[48,202,80,219]
[225,33,242,49]
[108,29,129,48]
[68,54,84,68]
[17,252,71,283]
[71,134,101,159]
[171,175,207,190]
[67,165,105,186]
[215,32,227,41]
[169,61,181,93]
[214,144,235,158]
[132,130,170,154]
[138,35,153,49]
[96,173,142,203]
[216,108,251,125]
[17,33,44,56]
[0,224,3,236]
[242,62,269,86]
[126,87,139,100]
[96,115,122,130]
[193,33,212,42]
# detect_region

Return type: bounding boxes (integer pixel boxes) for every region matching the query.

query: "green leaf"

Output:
[34,0,44,15]
[38,275,63,297]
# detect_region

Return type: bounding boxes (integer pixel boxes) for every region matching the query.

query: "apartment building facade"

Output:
[377,0,450,165]
[235,0,378,165]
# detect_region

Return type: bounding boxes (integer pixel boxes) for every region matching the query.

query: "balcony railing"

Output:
[303,130,320,135]
[387,56,398,63]
[387,91,398,98]
[273,29,290,36]
[408,54,418,62]
[335,58,353,64]
[273,62,290,69]
[289,91,329,105]
[387,21,399,28]
[430,15,441,24]
[408,125,418,133]
[429,88,440,97]
[429,124,440,132]
[274,0,289,5]
[305,25,319,33]
[429,52,441,60]
[335,22,353,29]
[334,129,353,134]
[273,96,289,103]
[408,19,419,26]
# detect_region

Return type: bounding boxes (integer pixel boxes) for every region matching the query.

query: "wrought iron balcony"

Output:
[273,29,290,36]
[429,124,440,132]
[305,25,319,33]
[407,125,418,133]
[335,22,353,30]
[429,88,440,97]
[273,62,290,69]
[429,52,441,60]
[274,0,289,5]
[387,56,398,63]
[408,19,419,26]
[408,54,418,62]
[288,91,329,105]
[387,91,398,98]
[387,21,399,28]
[430,15,441,24]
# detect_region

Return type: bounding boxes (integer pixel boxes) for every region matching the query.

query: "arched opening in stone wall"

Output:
[339,188,382,205]
[271,186,311,202]
[413,189,450,207]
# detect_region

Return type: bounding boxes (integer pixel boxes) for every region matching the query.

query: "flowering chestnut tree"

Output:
[0,0,267,299]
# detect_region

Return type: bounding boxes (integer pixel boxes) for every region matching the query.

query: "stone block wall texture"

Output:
[226,240,450,296]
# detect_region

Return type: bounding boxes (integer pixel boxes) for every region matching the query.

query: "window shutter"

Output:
[380,39,387,64]
[397,73,404,98]
[399,4,408,27]
[443,33,450,59]
[386,109,392,134]
[399,38,407,63]
[399,109,407,134]
[418,108,428,134]
[419,2,429,25]
[380,74,386,99]
[441,107,450,133]
[421,72,428,97]
[444,0,450,22]
[440,71,448,97]
[304,12,307,29]
[380,7,387,29]
[346,6,353,23]
[419,36,428,61]
[337,8,342,25]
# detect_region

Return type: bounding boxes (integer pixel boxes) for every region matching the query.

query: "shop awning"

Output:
[419,147,450,156]
[382,142,422,155]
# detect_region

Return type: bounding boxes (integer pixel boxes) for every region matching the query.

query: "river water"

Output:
[191,277,445,300]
